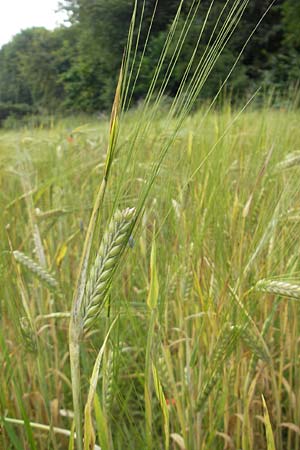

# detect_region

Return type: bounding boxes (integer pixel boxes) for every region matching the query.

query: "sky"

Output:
[0,0,68,49]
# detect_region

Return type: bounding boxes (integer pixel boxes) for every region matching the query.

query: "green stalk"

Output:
[69,65,123,450]
[69,323,83,450]
[145,309,156,450]
[145,230,159,449]
[69,176,107,450]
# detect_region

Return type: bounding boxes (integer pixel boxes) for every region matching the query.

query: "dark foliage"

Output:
[0,0,299,121]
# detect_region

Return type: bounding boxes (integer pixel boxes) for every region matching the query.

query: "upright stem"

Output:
[145,309,156,450]
[68,66,123,450]
[69,178,107,450]
[69,319,83,450]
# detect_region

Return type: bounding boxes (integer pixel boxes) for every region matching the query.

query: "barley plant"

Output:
[1,1,300,449]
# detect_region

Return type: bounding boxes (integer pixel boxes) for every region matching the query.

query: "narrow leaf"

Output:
[152,363,170,450]
[147,229,159,310]
[262,395,276,450]
[84,316,118,450]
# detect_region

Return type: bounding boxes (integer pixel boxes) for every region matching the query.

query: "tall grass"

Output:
[1,104,300,449]
[1,1,300,449]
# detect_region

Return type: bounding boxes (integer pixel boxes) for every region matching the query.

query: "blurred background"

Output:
[0,0,299,128]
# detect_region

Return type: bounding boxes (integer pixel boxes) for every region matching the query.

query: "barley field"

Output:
[1,103,300,450]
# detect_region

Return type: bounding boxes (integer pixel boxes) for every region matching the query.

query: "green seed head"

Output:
[82,207,135,332]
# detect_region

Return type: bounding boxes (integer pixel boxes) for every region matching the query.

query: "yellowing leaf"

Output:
[94,393,109,450]
[152,363,169,450]
[68,421,75,450]
[262,395,276,450]
[170,433,186,450]
[56,243,68,269]
[84,316,118,450]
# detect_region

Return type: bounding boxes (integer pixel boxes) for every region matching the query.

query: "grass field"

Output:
[1,104,300,449]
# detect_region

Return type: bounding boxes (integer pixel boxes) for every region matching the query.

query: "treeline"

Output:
[0,0,299,123]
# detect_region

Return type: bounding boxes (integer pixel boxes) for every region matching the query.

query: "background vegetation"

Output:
[0,0,299,124]
[1,103,300,449]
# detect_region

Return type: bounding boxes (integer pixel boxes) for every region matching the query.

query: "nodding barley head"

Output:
[103,348,114,413]
[231,324,271,363]
[19,317,37,354]
[81,207,135,332]
[13,250,59,292]
[275,151,300,171]
[255,279,300,300]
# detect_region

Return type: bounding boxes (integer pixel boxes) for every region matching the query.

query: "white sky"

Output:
[0,1,68,49]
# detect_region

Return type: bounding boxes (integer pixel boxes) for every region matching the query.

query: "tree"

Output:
[0,31,33,105]
[282,0,300,49]
[0,27,78,112]
[1,0,300,117]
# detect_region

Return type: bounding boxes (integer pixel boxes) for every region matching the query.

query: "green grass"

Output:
[1,104,300,449]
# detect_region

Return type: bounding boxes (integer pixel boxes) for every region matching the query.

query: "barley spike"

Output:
[82,207,135,331]
[13,250,59,291]
[19,316,37,354]
[255,279,300,300]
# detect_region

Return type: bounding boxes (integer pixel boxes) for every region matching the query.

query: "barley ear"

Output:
[13,250,59,292]
[103,346,114,415]
[255,279,300,300]
[81,207,135,332]
[19,316,38,354]
[196,324,236,412]
[232,325,271,363]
